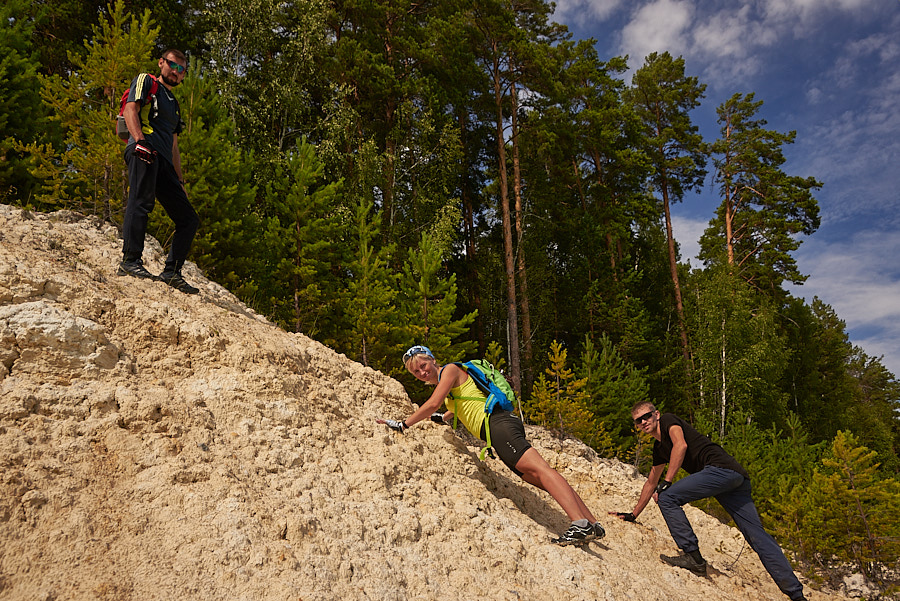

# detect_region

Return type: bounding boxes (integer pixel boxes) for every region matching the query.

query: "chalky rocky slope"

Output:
[0,205,849,601]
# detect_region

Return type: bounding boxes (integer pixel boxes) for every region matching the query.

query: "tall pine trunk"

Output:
[491,48,522,396]
[510,81,532,392]
[659,167,692,376]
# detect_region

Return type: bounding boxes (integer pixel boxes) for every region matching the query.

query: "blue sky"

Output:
[552,0,900,379]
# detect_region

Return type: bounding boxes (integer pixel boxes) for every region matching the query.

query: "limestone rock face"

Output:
[0,205,848,601]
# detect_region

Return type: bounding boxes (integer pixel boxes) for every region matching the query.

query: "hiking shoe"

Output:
[660,552,708,576]
[159,271,200,295]
[552,523,595,546]
[117,260,158,281]
[592,522,606,540]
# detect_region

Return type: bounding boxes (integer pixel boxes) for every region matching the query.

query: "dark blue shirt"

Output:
[125,73,185,165]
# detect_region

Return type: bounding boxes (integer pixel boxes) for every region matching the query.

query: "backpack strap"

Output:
[445,362,495,461]
[119,74,159,116]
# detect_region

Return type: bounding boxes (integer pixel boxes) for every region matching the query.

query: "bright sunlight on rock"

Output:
[0,205,849,601]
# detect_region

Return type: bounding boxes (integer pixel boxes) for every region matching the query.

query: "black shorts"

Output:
[479,410,532,476]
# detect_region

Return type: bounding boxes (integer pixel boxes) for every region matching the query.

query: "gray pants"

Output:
[657,466,804,600]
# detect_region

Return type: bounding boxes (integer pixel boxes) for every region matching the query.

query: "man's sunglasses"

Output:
[633,411,655,425]
[166,59,187,74]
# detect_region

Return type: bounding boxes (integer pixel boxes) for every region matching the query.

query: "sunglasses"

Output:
[633,411,655,425]
[402,345,432,365]
[166,59,187,74]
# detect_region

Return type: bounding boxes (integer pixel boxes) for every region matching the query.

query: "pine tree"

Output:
[580,334,650,452]
[526,341,614,453]
[626,51,707,380]
[701,92,821,293]
[16,0,158,219]
[773,431,900,584]
[0,0,47,204]
[342,196,400,372]
[398,231,477,363]
[258,138,344,336]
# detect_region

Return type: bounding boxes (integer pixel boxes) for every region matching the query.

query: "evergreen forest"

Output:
[2,0,898,591]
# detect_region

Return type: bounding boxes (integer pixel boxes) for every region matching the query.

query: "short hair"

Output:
[631,401,656,415]
[162,49,187,64]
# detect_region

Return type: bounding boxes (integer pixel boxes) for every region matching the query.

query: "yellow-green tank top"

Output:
[446,376,487,440]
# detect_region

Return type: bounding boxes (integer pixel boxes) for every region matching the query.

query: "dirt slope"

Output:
[0,205,851,601]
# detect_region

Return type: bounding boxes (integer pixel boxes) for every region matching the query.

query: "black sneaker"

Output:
[660,552,708,576]
[117,260,158,280]
[552,522,595,546]
[592,522,606,540]
[159,271,200,295]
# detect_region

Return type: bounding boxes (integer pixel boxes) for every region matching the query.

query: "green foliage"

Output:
[339,196,400,372]
[395,231,477,395]
[727,414,823,518]
[0,0,47,203]
[526,341,615,454]
[16,0,158,219]
[626,51,707,203]
[398,232,477,362]
[483,341,507,372]
[204,0,327,166]
[579,334,650,454]
[701,92,821,292]
[771,431,900,586]
[257,138,344,336]
[684,265,789,436]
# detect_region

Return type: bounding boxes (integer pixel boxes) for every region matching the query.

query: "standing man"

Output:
[611,402,807,601]
[118,49,200,295]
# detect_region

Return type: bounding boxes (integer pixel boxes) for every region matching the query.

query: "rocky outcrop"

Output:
[0,205,848,601]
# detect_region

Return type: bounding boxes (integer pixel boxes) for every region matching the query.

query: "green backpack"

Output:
[446,360,516,460]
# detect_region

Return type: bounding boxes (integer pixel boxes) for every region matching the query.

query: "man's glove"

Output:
[134,142,157,164]
[380,419,408,434]
[430,412,446,424]
[615,511,637,522]
[656,480,672,495]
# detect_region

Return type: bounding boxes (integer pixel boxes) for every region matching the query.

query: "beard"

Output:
[162,73,181,87]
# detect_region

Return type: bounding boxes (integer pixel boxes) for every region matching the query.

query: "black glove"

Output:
[430,412,446,424]
[615,511,637,522]
[134,142,157,164]
[381,419,408,434]
[656,480,672,494]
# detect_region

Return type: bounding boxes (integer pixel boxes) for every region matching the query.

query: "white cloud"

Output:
[792,19,900,223]
[620,0,694,64]
[552,0,624,24]
[790,229,900,377]
[670,214,707,265]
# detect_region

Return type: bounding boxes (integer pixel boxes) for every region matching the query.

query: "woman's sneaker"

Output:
[552,522,595,546]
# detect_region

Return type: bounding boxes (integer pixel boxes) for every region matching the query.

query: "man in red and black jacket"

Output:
[612,402,807,601]
[119,49,200,295]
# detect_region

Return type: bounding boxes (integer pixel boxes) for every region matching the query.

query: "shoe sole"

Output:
[660,555,707,576]
[161,281,200,294]
[117,267,159,281]
[552,533,596,546]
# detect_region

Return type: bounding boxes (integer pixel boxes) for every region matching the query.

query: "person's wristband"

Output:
[402,421,409,431]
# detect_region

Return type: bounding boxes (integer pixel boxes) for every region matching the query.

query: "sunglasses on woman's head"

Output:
[402,345,432,365]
